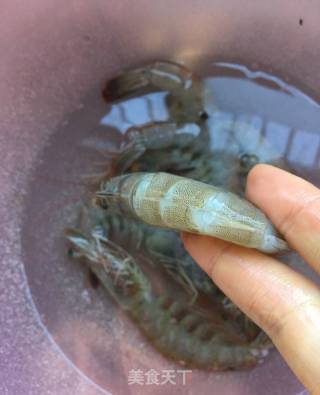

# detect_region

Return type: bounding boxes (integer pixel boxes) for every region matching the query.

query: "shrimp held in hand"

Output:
[94,172,288,254]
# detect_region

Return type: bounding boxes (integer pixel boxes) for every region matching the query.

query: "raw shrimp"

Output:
[79,206,262,338]
[109,216,220,299]
[103,60,208,124]
[94,172,288,254]
[65,227,271,370]
[65,61,279,369]
[108,121,205,175]
[79,206,220,300]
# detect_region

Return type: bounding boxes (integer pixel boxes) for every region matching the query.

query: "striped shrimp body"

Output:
[136,294,269,370]
[96,211,262,338]
[95,172,288,254]
[99,211,221,299]
[65,228,269,370]
[103,60,208,124]
[79,206,220,300]
[102,60,211,176]
[109,121,206,176]
[75,207,259,337]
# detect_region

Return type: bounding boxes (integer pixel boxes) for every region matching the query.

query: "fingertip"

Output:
[246,163,314,208]
[246,164,279,201]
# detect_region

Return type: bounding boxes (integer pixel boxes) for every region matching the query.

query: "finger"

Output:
[182,233,320,394]
[246,164,320,274]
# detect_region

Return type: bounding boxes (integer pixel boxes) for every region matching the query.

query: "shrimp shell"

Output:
[103,60,206,124]
[95,172,288,254]
[66,228,270,370]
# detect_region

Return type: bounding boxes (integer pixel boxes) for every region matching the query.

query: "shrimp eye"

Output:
[88,270,100,289]
[100,200,109,210]
[239,153,259,169]
[93,196,109,210]
[126,128,140,142]
[200,111,209,120]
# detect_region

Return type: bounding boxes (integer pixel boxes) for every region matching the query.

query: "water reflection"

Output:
[99,71,320,177]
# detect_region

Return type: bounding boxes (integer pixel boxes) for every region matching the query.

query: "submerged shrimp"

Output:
[102,60,210,177]
[103,60,208,124]
[107,121,205,176]
[65,227,270,370]
[81,206,221,300]
[94,172,288,254]
[78,206,261,337]
[100,212,220,297]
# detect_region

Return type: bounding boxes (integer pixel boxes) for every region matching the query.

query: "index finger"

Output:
[247,164,320,274]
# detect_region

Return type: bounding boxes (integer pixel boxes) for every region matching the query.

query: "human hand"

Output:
[182,164,320,394]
